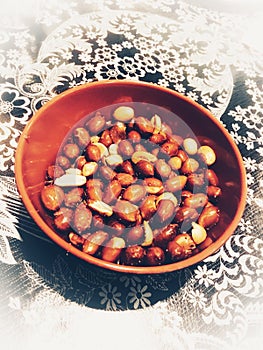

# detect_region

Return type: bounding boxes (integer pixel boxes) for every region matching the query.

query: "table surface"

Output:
[0,1,262,349]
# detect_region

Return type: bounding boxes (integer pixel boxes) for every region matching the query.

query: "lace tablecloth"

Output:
[0,1,262,349]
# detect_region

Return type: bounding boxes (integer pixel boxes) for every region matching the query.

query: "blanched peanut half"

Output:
[54,174,86,187]
[87,200,113,216]
[183,138,198,155]
[141,221,153,246]
[82,162,98,177]
[156,192,178,206]
[65,168,82,176]
[131,151,157,164]
[105,154,123,167]
[92,142,109,157]
[150,114,162,134]
[113,106,135,122]
[191,222,207,244]
[108,144,118,155]
[198,145,216,165]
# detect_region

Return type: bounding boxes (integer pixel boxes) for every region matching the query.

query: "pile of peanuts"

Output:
[41,104,221,266]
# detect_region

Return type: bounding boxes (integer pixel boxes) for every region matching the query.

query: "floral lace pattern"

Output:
[0,1,262,350]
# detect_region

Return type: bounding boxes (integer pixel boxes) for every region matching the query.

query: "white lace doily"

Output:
[0,1,262,350]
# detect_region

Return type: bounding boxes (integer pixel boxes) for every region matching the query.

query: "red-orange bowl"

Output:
[15,80,247,274]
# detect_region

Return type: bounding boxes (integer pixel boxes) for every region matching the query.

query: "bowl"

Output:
[15,80,247,274]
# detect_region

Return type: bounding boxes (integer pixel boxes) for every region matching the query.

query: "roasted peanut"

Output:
[113,106,135,122]
[69,232,85,246]
[114,200,139,222]
[123,184,146,203]
[173,233,196,253]
[198,145,216,165]
[41,185,64,211]
[145,247,165,266]
[136,160,155,177]
[207,186,222,200]
[86,179,103,201]
[92,214,105,229]
[100,129,113,147]
[56,155,71,169]
[198,205,220,228]
[73,127,90,148]
[155,159,172,178]
[82,230,109,255]
[108,220,126,236]
[54,207,73,231]
[115,173,135,187]
[135,144,147,152]
[206,169,219,186]
[140,195,157,220]
[169,134,183,146]
[63,143,80,160]
[100,165,116,180]
[118,160,135,176]
[64,188,84,208]
[165,175,187,192]
[156,192,178,206]
[122,245,145,265]
[126,225,144,244]
[161,141,178,157]
[73,202,92,234]
[177,149,188,163]
[174,206,199,224]
[187,172,206,190]
[156,199,175,223]
[93,142,109,157]
[103,180,122,204]
[47,165,64,180]
[168,156,182,171]
[153,224,178,249]
[86,113,105,134]
[127,130,141,143]
[167,240,185,261]
[101,237,125,262]
[149,133,166,144]
[117,139,134,157]
[144,177,164,194]
[181,158,199,174]
[85,144,101,162]
[110,123,126,143]
[75,156,87,170]
[135,116,154,134]
[184,193,208,209]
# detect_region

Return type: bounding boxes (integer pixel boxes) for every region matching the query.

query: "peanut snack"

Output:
[41,104,221,266]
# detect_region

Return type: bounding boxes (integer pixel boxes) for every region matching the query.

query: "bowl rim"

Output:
[15,79,247,274]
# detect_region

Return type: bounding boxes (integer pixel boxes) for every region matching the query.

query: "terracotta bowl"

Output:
[15,80,247,274]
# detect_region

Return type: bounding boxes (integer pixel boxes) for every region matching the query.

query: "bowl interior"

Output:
[15,80,246,273]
